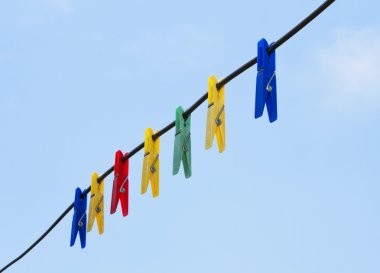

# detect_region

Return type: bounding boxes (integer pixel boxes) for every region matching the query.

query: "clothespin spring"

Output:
[182,133,191,152]
[95,196,104,213]
[215,105,225,126]
[78,212,86,227]
[120,176,128,193]
[266,72,276,92]
[150,155,159,173]
[113,172,127,193]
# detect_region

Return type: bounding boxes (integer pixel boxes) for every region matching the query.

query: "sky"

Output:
[0,0,379,272]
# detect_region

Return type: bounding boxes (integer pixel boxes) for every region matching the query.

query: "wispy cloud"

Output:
[38,0,72,13]
[123,24,223,68]
[317,27,380,112]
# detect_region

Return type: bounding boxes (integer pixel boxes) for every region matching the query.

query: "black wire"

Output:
[0,1,335,272]
[0,204,74,273]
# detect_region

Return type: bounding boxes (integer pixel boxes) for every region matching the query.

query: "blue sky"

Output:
[0,0,379,272]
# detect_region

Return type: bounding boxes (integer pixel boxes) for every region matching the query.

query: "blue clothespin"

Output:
[70,187,87,248]
[255,38,277,122]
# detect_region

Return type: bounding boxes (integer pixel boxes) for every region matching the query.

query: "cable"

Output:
[0,1,335,272]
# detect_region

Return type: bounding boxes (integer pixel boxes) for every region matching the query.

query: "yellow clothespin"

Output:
[141,128,160,198]
[205,75,226,153]
[87,172,104,234]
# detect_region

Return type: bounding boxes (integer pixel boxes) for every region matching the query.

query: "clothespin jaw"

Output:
[173,106,192,178]
[87,172,104,235]
[70,187,87,248]
[111,150,129,217]
[255,38,277,123]
[205,75,226,153]
[141,128,160,198]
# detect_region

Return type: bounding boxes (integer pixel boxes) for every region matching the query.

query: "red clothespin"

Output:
[110,150,129,217]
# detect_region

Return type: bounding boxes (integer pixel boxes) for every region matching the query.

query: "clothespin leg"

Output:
[255,71,266,119]
[151,160,159,198]
[216,109,226,153]
[182,149,192,178]
[70,216,78,247]
[173,135,182,175]
[96,202,104,235]
[120,186,129,216]
[79,217,87,248]
[110,180,120,215]
[141,156,150,194]
[205,104,217,149]
[266,77,277,122]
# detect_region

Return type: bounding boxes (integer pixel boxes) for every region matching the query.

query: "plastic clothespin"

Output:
[110,150,129,217]
[205,75,226,153]
[70,187,87,248]
[141,128,160,198]
[87,172,104,235]
[255,38,277,122]
[173,106,192,178]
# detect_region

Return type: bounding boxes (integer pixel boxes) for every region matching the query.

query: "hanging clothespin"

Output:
[70,187,87,248]
[141,128,160,198]
[87,172,104,235]
[205,75,226,153]
[173,106,192,178]
[110,150,129,217]
[255,38,277,122]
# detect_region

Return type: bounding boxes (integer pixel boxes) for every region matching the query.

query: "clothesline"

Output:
[0,1,335,272]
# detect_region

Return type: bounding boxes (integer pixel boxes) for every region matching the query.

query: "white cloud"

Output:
[317,27,380,112]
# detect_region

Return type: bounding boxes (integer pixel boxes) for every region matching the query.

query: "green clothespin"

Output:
[173,106,192,178]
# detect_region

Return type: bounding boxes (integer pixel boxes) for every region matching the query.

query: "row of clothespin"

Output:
[70,38,277,248]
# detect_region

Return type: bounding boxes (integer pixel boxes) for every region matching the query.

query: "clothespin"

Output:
[205,75,226,153]
[173,106,192,178]
[141,128,160,198]
[87,172,104,235]
[110,150,129,217]
[70,187,87,248]
[255,38,277,122]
